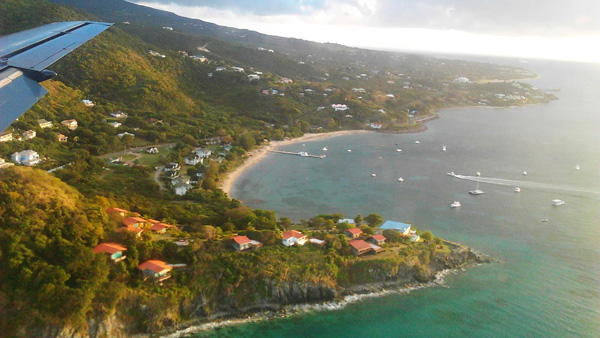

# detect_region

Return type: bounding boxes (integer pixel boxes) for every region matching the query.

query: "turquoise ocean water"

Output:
[193,59,600,337]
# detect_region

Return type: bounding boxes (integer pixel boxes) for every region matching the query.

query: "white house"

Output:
[370,122,383,129]
[37,119,53,128]
[81,99,95,107]
[248,74,260,81]
[337,218,355,224]
[146,147,159,154]
[231,67,245,72]
[108,121,122,128]
[456,77,470,83]
[11,150,40,166]
[282,230,308,247]
[184,154,203,165]
[0,132,13,142]
[110,111,128,119]
[0,157,15,169]
[173,180,193,196]
[22,130,36,140]
[117,132,135,138]
[332,104,349,111]
[194,148,212,158]
[215,66,226,71]
[61,119,78,130]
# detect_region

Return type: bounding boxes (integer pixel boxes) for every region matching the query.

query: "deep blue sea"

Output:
[191,58,600,337]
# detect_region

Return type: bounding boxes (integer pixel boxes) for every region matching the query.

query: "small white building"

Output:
[0,131,13,142]
[117,132,135,138]
[282,230,308,247]
[81,99,95,107]
[248,74,260,81]
[37,119,53,128]
[337,218,355,224]
[11,150,40,166]
[61,119,78,130]
[173,180,193,196]
[108,121,122,128]
[184,154,203,165]
[194,148,212,158]
[110,111,128,119]
[370,122,383,129]
[0,157,15,169]
[22,130,36,140]
[331,104,349,111]
[231,67,245,72]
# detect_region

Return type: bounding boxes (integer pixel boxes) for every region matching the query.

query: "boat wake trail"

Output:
[453,175,600,198]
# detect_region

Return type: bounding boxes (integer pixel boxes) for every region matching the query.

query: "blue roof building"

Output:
[380,220,412,236]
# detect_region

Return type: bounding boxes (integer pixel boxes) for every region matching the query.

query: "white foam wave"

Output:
[453,174,600,197]
[161,279,452,337]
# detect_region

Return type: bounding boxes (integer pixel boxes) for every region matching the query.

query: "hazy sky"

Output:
[131,0,600,63]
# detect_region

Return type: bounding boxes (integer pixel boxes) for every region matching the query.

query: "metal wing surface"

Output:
[0,21,112,132]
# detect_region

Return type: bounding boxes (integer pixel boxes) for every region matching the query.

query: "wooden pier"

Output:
[270,150,326,159]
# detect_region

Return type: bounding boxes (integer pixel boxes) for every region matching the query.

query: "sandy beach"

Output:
[220,130,371,196]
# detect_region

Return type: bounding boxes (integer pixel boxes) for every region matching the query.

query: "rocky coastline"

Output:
[29,242,492,338]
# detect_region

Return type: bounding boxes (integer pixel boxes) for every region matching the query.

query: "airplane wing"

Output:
[0,21,112,132]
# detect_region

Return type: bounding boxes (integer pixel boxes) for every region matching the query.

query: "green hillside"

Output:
[0,1,544,335]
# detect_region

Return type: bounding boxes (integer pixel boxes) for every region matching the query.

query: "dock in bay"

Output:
[270,150,326,159]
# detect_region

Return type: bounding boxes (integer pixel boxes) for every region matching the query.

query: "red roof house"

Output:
[117,226,144,238]
[93,243,127,262]
[345,228,363,239]
[368,234,387,245]
[105,207,128,217]
[282,230,308,246]
[122,216,149,228]
[231,235,262,251]
[137,260,172,282]
[150,223,168,233]
[348,240,372,256]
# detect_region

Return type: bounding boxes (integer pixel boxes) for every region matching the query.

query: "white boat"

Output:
[299,151,308,157]
[470,173,484,194]
[415,140,420,144]
[322,147,328,151]
[371,173,376,177]
[396,148,402,152]
[447,171,456,176]
[442,145,447,152]
[552,199,565,206]
[450,201,461,208]
[398,177,404,182]
[541,218,549,222]
[347,149,352,152]
[523,171,527,176]
[575,164,580,170]
[514,187,521,192]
